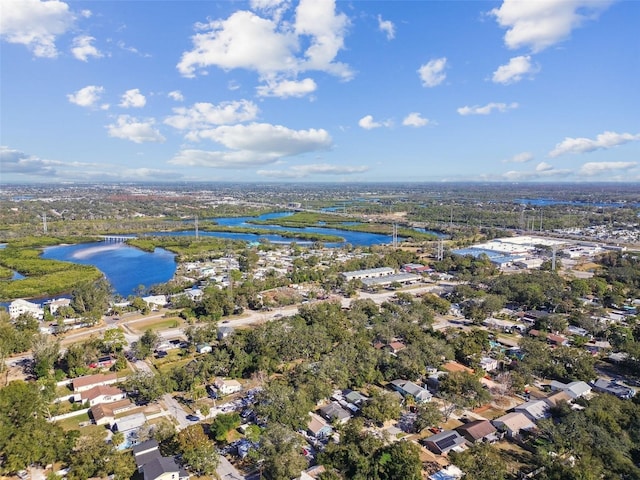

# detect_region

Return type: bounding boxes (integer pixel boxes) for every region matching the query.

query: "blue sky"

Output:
[1,0,639,183]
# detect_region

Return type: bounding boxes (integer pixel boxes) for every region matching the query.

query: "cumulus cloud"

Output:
[418,57,447,87]
[258,163,369,178]
[119,89,146,108]
[256,77,317,98]
[578,161,637,176]
[168,90,184,101]
[250,0,290,22]
[503,152,534,163]
[168,122,332,168]
[0,0,75,58]
[177,0,352,88]
[492,55,538,84]
[0,146,58,176]
[164,100,259,132]
[358,115,392,130]
[71,35,102,62]
[402,112,429,127]
[549,131,640,157]
[67,85,107,109]
[107,115,165,143]
[491,0,613,53]
[378,15,395,40]
[457,102,518,116]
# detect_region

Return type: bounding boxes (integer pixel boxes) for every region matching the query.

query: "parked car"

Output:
[186,414,200,421]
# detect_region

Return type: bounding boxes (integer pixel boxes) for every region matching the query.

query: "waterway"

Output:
[514,198,640,208]
[36,212,400,298]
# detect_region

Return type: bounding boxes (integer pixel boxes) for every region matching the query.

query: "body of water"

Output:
[514,198,640,208]
[41,242,176,298]
[32,212,420,299]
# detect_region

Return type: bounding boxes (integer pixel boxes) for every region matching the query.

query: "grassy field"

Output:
[55,411,92,431]
[129,316,183,333]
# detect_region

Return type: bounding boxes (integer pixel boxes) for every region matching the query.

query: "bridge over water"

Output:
[100,235,138,242]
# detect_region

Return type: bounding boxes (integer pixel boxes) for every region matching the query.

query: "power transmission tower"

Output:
[42,212,47,233]
[392,224,398,248]
[195,215,199,240]
[436,239,444,261]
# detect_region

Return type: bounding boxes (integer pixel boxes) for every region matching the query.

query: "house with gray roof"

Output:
[319,402,352,424]
[549,380,592,399]
[133,440,161,473]
[422,430,466,455]
[514,399,550,422]
[591,378,636,399]
[390,379,432,403]
[143,456,189,480]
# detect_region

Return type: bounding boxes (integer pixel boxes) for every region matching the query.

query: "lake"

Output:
[38,212,399,298]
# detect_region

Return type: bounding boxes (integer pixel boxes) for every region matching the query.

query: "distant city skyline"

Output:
[1,0,639,183]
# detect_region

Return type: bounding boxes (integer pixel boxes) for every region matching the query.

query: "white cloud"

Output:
[504,152,534,163]
[250,0,290,22]
[164,100,259,132]
[457,102,518,116]
[168,90,184,102]
[71,35,102,62]
[549,131,640,157]
[256,77,317,98]
[80,9,92,18]
[177,0,352,84]
[378,15,395,40]
[536,161,553,172]
[0,146,58,176]
[358,115,392,130]
[492,55,538,84]
[168,122,332,168]
[0,0,75,58]
[119,89,146,108]
[578,161,637,176]
[503,164,571,181]
[258,163,369,178]
[491,0,613,53]
[418,57,447,87]
[67,85,106,108]
[402,112,429,127]
[107,115,165,143]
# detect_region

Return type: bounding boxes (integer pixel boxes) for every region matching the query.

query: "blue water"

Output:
[514,198,640,208]
[41,242,176,298]
[31,212,421,299]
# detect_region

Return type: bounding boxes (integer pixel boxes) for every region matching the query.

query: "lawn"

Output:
[55,411,92,431]
[129,316,183,333]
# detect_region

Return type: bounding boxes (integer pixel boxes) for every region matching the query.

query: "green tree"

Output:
[134,329,160,359]
[414,402,444,433]
[361,389,402,425]
[175,424,219,476]
[449,442,508,480]
[71,278,112,323]
[101,328,127,355]
[439,371,490,408]
[257,423,307,480]
[211,413,241,442]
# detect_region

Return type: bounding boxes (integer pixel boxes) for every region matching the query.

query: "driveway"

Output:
[162,393,192,430]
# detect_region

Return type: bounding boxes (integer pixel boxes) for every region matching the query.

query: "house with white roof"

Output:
[9,299,44,320]
[514,399,551,422]
[549,380,592,399]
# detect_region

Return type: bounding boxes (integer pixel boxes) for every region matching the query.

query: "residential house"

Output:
[79,385,126,406]
[307,413,332,439]
[422,430,466,455]
[214,378,242,395]
[585,340,611,354]
[113,412,147,435]
[196,343,212,354]
[548,380,592,399]
[72,373,119,393]
[429,465,463,480]
[133,440,161,473]
[492,412,536,438]
[217,326,234,340]
[514,399,551,422]
[9,299,44,320]
[89,355,116,369]
[142,295,167,309]
[591,378,636,399]
[389,379,433,403]
[90,398,134,426]
[143,456,189,480]
[479,357,499,372]
[528,329,569,346]
[47,298,71,315]
[544,390,572,408]
[344,390,368,406]
[455,419,498,443]
[401,263,433,274]
[297,465,326,480]
[319,402,352,425]
[386,340,406,354]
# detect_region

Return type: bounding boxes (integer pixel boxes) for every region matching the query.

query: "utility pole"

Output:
[42,212,47,233]
[392,224,398,248]
[436,239,444,261]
